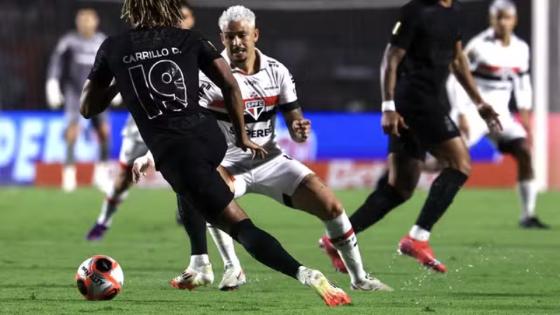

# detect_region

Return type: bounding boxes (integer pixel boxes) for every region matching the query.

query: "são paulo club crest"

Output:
[245,99,266,120]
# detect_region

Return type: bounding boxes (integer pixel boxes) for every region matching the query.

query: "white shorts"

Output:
[118,136,149,167]
[466,114,527,148]
[224,154,314,205]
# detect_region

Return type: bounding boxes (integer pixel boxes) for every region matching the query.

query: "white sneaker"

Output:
[297,267,351,307]
[62,165,77,192]
[170,264,214,291]
[351,274,393,291]
[219,264,246,291]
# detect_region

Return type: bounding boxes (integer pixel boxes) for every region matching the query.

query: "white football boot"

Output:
[218,264,246,291]
[297,267,351,307]
[170,263,214,291]
[351,274,393,291]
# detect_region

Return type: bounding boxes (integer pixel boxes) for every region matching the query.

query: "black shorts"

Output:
[388,110,460,161]
[155,113,233,221]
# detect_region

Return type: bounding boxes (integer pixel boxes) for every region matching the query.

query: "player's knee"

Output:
[322,198,344,220]
[447,155,471,176]
[393,186,414,201]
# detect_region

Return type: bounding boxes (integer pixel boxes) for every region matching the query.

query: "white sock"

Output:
[296,266,309,285]
[207,224,240,268]
[518,179,537,219]
[409,225,430,241]
[324,212,366,283]
[96,185,128,226]
[189,254,210,269]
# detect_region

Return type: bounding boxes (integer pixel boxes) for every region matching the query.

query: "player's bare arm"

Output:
[450,41,502,133]
[282,108,311,143]
[79,79,119,119]
[380,44,408,137]
[202,58,267,159]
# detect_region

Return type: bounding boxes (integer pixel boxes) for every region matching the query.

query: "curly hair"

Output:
[121,0,191,27]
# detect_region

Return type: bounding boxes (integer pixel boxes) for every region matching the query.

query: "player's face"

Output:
[180,7,195,29]
[221,20,259,64]
[491,9,517,39]
[76,10,99,37]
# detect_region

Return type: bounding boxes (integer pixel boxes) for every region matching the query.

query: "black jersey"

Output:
[88,27,221,152]
[391,0,464,112]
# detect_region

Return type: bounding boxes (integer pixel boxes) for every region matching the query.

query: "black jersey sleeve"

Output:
[198,38,222,71]
[88,38,113,86]
[390,4,419,50]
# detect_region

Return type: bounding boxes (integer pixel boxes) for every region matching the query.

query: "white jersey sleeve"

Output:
[277,64,298,109]
[198,71,224,108]
[513,41,532,110]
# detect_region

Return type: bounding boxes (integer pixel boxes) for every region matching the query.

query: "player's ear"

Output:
[220,32,226,45]
[253,28,260,43]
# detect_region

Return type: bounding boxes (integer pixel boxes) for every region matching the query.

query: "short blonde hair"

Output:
[218,5,256,31]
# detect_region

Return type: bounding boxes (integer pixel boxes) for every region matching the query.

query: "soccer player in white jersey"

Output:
[135,5,391,292]
[46,8,111,192]
[447,0,549,228]
[85,2,197,240]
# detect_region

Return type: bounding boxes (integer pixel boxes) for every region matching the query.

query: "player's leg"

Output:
[289,173,392,291]
[171,194,215,290]
[416,136,470,232]
[86,138,147,241]
[91,114,111,191]
[172,165,245,290]
[62,120,80,192]
[398,136,469,273]
[62,90,82,192]
[211,200,350,305]
[498,136,548,229]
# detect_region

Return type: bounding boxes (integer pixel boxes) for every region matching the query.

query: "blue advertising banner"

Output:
[0,111,498,185]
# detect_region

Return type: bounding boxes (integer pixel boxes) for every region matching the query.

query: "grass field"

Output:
[0,187,559,314]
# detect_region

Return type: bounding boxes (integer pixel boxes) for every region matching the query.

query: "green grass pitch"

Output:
[0,187,559,314]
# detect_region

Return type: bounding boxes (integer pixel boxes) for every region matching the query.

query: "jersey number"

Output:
[128,60,188,119]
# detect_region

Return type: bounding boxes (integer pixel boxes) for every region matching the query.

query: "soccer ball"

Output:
[75,255,124,300]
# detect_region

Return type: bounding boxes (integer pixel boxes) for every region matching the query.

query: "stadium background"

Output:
[0,0,559,189]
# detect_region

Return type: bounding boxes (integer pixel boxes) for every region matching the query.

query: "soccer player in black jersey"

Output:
[79,0,349,307]
[322,0,502,273]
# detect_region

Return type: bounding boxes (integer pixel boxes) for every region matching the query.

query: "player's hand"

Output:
[477,102,502,134]
[46,79,64,109]
[238,137,268,159]
[290,119,311,143]
[132,154,155,183]
[110,93,123,107]
[381,110,408,137]
[458,113,470,141]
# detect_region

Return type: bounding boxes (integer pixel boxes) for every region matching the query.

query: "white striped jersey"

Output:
[198,49,299,166]
[450,28,532,116]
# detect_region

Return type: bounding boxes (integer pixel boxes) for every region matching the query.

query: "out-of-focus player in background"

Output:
[322,0,502,274]
[81,0,350,306]
[447,0,549,229]
[133,5,391,293]
[46,8,112,192]
[85,1,196,241]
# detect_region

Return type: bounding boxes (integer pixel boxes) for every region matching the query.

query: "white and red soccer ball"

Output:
[75,255,124,300]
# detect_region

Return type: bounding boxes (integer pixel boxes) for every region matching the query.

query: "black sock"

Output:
[177,195,208,256]
[415,168,468,231]
[231,219,301,279]
[350,183,407,234]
